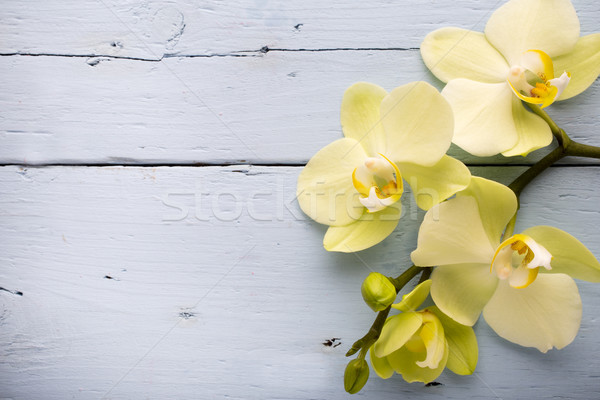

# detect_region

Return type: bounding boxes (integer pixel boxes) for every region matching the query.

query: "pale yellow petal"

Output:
[369,348,394,379]
[411,196,496,267]
[501,97,552,157]
[374,312,424,357]
[417,312,446,369]
[323,202,401,252]
[457,177,518,246]
[393,280,432,313]
[431,263,498,326]
[421,27,509,83]
[483,274,582,353]
[341,82,389,156]
[387,340,449,384]
[380,81,453,166]
[442,79,518,157]
[555,33,600,100]
[523,225,600,282]
[484,0,580,65]
[399,155,471,211]
[427,306,478,375]
[297,138,367,227]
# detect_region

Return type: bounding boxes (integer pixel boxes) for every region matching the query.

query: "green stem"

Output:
[417,267,432,284]
[508,145,566,200]
[565,141,600,160]
[510,105,600,199]
[504,103,600,238]
[388,265,426,292]
[346,265,425,357]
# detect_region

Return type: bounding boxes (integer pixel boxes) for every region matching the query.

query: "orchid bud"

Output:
[361,272,396,312]
[344,358,369,394]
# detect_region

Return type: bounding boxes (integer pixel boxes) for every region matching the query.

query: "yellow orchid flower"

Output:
[421,0,600,157]
[411,177,600,352]
[370,280,478,383]
[296,81,471,252]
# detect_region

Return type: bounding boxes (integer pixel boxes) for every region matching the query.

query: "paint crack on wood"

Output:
[0,287,24,296]
[179,309,196,320]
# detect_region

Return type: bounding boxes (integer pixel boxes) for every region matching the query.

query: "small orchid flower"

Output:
[421,0,600,157]
[370,280,478,383]
[297,81,471,252]
[411,177,600,352]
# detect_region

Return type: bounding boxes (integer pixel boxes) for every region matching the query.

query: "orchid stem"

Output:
[346,265,426,357]
[505,103,600,237]
[511,104,600,199]
[508,145,565,200]
[565,141,600,160]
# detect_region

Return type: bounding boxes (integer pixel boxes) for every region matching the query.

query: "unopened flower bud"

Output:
[344,358,369,394]
[361,272,396,312]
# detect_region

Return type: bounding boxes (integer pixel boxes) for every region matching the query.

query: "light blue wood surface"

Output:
[1,1,599,399]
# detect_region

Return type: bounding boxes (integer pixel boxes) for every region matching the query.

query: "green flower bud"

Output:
[361,272,397,312]
[344,358,370,394]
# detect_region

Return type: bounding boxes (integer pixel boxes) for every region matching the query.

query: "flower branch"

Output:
[346,265,427,357]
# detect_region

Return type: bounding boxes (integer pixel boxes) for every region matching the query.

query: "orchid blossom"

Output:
[370,280,478,383]
[421,0,600,157]
[297,81,471,252]
[411,177,600,352]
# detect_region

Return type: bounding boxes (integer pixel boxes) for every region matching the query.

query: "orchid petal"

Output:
[323,202,401,252]
[555,33,600,101]
[393,280,432,313]
[484,0,580,65]
[374,313,424,358]
[428,306,478,375]
[523,226,600,282]
[501,97,552,157]
[417,312,446,369]
[421,27,509,83]
[341,82,389,156]
[369,348,394,379]
[386,340,449,383]
[297,138,366,227]
[456,176,518,246]
[380,81,453,166]
[399,155,471,211]
[483,274,582,353]
[431,263,498,326]
[442,79,518,157]
[412,196,496,267]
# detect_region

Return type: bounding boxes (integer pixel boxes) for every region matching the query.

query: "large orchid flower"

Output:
[296,81,470,252]
[370,280,478,383]
[411,177,600,352]
[421,0,600,157]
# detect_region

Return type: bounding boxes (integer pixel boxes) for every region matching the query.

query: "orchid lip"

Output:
[506,49,570,109]
[491,234,553,289]
[352,154,403,213]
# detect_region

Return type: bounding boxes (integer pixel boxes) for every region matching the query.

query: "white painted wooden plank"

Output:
[1,1,598,57]
[1,165,599,399]
[1,51,599,165]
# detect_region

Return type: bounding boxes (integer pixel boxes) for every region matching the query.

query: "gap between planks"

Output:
[1,163,598,169]
[0,46,419,62]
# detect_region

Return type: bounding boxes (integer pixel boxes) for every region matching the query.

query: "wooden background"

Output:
[1,1,599,399]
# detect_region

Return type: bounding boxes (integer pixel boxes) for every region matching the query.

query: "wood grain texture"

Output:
[1,1,598,57]
[0,1,599,165]
[1,1,600,399]
[1,166,599,399]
